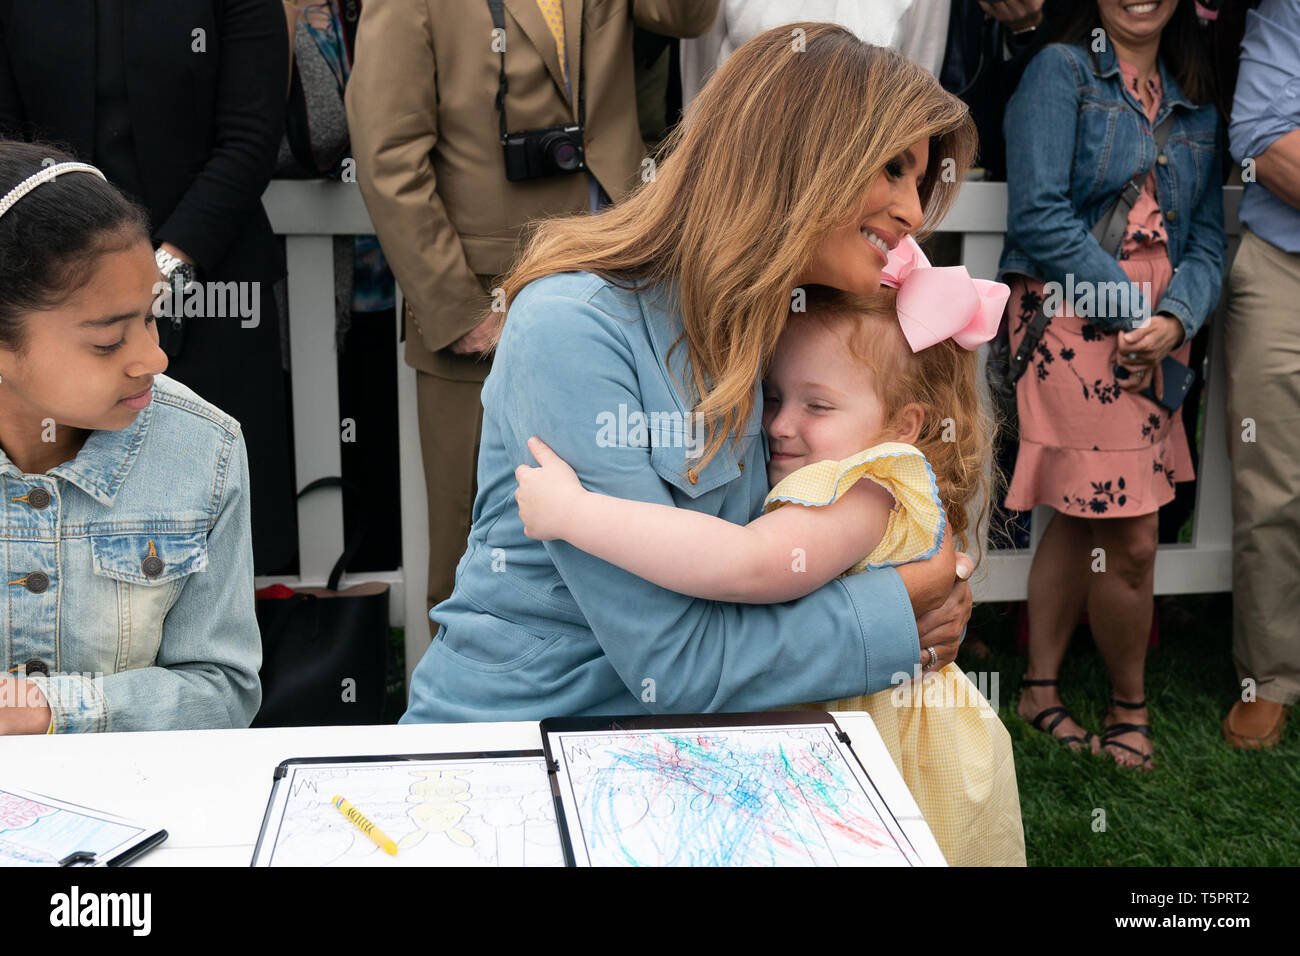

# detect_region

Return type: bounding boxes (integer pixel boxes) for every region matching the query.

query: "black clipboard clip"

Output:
[56,828,169,867]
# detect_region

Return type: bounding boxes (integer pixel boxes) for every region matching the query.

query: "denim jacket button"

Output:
[687,468,699,484]
[738,461,744,473]
[142,555,165,578]
[23,571,49,593]
[1157,154,1168,166]
[24,658,49,677]
[1165,209,1176,221]
[25,488,51,509]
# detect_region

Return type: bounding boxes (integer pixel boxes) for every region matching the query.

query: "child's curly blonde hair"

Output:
[789,286,1003,566]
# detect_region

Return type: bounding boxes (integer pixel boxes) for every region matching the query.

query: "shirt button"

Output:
[1166,210,1176,221]
[24,571,49,593]
[738,461,744,473]
[142,555,165,578]
[25,488,51,509]
[1156,154,1168,166]
[24,659,49,677]
[687,468,699,485]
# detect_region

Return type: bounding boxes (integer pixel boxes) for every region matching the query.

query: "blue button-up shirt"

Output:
[0,374,261,732]
[401,271,921,723]
[1230,0,1300,254]
[998,40,1226,342]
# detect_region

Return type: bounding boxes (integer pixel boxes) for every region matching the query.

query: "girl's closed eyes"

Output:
[761,317,898,486]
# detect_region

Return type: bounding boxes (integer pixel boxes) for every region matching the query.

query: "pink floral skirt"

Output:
[1004,242,1194,517]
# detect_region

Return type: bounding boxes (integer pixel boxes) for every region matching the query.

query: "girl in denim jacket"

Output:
[998,1,1226,769]
[0,142,261,734]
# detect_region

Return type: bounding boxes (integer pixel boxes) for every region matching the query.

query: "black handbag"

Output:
[252,477,390,727]
[986,113,1176,438]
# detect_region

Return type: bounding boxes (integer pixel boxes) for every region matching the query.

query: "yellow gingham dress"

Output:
[764,442,1026,867]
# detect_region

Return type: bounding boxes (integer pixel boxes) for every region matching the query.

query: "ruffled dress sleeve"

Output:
[762,441,947,573]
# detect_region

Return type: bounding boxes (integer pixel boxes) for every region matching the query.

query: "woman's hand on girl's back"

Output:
[895,533,973,672]
[515,436,586,541]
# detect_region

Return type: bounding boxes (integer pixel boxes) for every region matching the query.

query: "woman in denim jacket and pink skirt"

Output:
[0,142,261,734]
[998,0,1226,768]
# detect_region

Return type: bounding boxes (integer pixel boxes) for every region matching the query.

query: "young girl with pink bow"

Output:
[513,236,1026,865]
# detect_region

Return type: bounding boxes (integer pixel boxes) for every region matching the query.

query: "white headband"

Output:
[0,162,109,221]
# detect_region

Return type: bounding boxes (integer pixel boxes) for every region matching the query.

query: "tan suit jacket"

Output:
[346,0,719,380]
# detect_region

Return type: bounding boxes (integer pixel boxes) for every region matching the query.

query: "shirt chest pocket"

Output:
[649,429,754,509]
[1076,100,1123,199]
[1171,127,1216,200]
[89,532,209,672]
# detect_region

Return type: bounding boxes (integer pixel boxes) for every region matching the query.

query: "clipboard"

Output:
[251,750,564,867]
[540,711,942,867]
[0,785,168,867]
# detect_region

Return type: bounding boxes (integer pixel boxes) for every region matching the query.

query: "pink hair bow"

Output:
[879,235,1010,353]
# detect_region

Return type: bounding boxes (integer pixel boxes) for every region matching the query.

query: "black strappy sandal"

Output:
[1019,678,1096,752]
[1102,697,1154,770]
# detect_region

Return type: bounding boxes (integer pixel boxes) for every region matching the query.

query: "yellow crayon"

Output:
[332,794,398,856]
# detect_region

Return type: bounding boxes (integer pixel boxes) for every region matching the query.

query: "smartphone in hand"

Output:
[1113,355,1196,412]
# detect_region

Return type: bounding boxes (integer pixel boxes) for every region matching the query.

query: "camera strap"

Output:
[486,0,586,140]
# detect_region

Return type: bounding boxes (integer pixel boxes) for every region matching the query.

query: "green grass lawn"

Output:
[963,595,1300,865]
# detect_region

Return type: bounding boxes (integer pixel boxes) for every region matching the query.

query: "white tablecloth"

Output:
[0,712,943,866]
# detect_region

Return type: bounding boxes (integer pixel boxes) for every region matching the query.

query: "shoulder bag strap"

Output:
[297,476,368,592]
[1091,113,1175,257]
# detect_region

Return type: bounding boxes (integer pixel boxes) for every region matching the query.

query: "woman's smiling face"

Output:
[1098,0,1178,47]
[797,137,929,295]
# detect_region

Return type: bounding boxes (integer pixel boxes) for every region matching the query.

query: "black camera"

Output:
[503,123,586,182]
[486,0,588,183]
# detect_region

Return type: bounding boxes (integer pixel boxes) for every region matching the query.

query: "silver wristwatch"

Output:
[156,247,187,277]
[155,246,195,281]
[154,247,196,331]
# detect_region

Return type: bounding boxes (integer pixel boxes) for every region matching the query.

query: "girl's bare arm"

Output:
[515,436,898,603]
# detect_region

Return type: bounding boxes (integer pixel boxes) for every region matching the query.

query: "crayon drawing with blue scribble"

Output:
[557,726,913,866]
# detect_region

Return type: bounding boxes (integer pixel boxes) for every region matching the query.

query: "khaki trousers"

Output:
[416,356,490,642]
[1224,227,1300,705]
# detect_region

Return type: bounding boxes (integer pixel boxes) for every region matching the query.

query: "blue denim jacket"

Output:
[997,41,1226,341]
[402,271,921,723]
[0,374,261,732]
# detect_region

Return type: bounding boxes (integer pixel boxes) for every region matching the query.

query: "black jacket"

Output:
[0,0,288,284]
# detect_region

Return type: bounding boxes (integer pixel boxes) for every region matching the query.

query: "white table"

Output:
[0,712,944,866]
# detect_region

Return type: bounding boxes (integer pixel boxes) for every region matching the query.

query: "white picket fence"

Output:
[261,179,1243,677]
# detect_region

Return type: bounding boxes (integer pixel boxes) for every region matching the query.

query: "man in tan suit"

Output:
[347,0,718,639]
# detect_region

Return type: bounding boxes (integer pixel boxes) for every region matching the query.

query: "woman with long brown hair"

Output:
[401,23,980,724]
